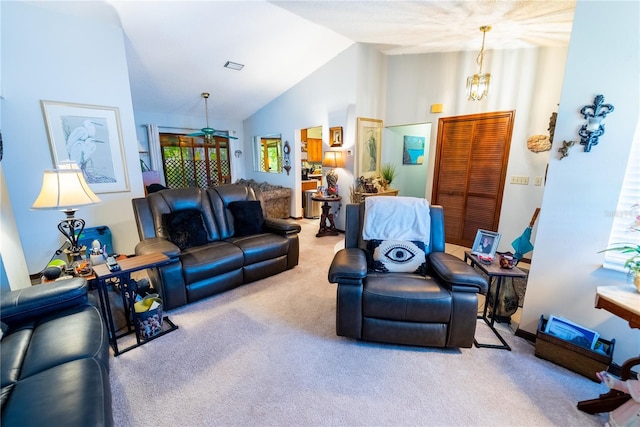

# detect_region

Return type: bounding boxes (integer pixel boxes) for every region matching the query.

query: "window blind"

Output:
[603,118,640,273]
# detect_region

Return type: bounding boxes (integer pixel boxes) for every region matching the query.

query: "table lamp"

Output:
[31,160,101,262]
[322,150,345,195]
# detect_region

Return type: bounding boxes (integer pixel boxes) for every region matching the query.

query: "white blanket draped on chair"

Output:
[362,196,430,244]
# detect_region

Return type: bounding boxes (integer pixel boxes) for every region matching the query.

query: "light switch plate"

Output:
[510,176,529,185]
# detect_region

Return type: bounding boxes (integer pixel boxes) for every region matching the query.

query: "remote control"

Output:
[106,256,120,272]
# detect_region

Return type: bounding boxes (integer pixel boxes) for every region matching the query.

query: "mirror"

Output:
[253,134,282,173]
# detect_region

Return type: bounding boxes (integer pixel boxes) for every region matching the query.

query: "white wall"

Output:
[1,2,144,279]
[383,124,432,199]
[385,47,568,252]
[520,0,640,366]
[243,44,359,225]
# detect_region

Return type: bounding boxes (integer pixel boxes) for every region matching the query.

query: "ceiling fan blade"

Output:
[212,132,238,140]
[188,131,205,137]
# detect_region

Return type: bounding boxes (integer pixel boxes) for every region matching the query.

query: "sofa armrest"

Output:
[135,237,181,258]
[328,248,368,283]
[0,277,88,327]
[428,252,488,295]
[264,218,301,235]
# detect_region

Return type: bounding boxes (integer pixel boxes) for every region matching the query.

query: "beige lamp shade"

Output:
[322,151,345,169]
[31,164,101,211]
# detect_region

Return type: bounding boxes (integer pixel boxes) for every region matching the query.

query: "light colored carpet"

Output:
[110,219,609,426]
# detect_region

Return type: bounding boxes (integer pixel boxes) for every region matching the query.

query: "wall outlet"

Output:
[510,175,529,185]
[535,176,543,186]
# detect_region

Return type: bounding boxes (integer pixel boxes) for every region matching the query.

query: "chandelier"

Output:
[466,26,492,101]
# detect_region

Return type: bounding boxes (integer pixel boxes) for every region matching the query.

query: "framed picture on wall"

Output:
[330,126,343,147]
[471,229,501,258]
[403,135,425,165]
[41,100,129,193]
[356,117,383,178]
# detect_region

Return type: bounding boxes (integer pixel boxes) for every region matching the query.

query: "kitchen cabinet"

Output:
[307,138,322,163]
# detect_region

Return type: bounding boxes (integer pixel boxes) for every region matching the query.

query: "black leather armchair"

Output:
[328,202,488,348]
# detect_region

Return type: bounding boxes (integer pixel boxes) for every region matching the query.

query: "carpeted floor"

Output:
[109,219,609,426]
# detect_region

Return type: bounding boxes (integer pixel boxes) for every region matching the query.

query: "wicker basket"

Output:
[535,316,614,382]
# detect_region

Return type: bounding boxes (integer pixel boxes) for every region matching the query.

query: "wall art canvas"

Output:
[356,117,383,178]
[403,135,425,165]
[41,100,129,193]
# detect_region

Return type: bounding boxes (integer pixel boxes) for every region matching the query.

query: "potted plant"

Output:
[600,243,640,291]
[381,163,397,188]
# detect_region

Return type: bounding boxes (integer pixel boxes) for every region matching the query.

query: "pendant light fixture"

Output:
[466,25,492,101]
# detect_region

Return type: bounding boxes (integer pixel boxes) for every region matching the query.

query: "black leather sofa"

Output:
[132,183,301,310]
[328,202,488,348]
[0,278,112,426]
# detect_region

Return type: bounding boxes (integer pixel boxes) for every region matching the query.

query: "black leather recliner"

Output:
[328,202,488,348]
[0,278,112,426]
[132,183,301,310]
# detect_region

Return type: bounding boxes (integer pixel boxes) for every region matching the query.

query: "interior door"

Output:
[432,111,515,247]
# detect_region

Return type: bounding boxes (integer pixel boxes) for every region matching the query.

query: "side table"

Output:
[93,252,178,356]
[312,195,341,237]
[578,285,640,414]
[465,251,527,351]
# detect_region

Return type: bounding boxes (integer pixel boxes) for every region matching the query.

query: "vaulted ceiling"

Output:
[103,0,576,122]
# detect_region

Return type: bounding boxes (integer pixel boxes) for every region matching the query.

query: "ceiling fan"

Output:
[188,92,238,141]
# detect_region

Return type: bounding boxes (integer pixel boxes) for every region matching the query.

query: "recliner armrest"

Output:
[264,218,301,235]
[0,277,88,327]
[135,237,180,258]
[428,252,488,295]
[328,248,368,283]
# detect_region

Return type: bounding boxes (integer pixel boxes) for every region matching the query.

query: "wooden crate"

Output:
[535,316,614,382]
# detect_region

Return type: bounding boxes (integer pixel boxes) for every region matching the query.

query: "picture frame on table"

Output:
[330,126,343,147]
[41,100,130,193]
[471,229,501,258]
[544,315,600,350]
[356,117,383,178]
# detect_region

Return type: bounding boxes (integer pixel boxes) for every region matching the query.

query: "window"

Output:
[603,118,640,273]
[159,134,231,189]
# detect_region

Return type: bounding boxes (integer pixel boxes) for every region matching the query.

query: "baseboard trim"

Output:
[515,327,536,342]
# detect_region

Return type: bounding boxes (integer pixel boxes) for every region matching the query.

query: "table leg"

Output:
[316,201,339,237]
[95,277,120,355]
[474,275,512,351]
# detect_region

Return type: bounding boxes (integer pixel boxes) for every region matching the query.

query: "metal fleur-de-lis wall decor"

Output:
[578,94,614,152]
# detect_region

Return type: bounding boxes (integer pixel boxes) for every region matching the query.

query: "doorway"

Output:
[159,133,231,188]
[431,111,515,248]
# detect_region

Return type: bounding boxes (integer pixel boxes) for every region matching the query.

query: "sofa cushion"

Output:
[228,201,265,236]
[1,358,112,427]
[363,273,451,323]
[162,209,208,250]
[227,234,289,265]
[180,242,244,284]
[19,305,107,380]
[367,240,427,274]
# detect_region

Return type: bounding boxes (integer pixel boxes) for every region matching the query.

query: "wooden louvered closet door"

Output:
[432,111,515,248]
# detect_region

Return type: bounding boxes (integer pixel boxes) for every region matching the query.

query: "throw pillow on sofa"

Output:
[228,201,265,236]
[162,209,208,250]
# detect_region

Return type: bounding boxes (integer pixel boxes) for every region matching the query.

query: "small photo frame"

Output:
[544,315,600,350]
[330,126,343,147]
[471,229,501,257]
